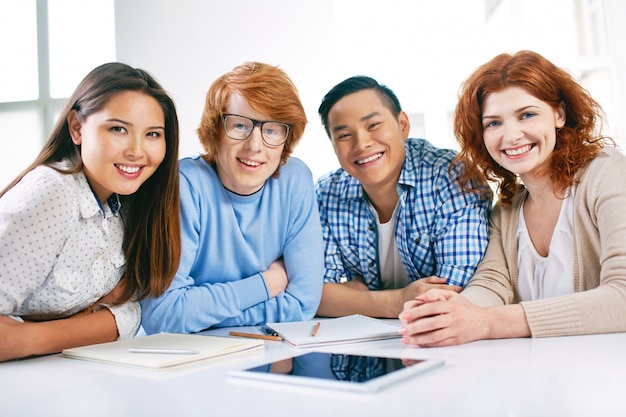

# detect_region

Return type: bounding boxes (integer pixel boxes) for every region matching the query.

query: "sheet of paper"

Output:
[266,315,401,348]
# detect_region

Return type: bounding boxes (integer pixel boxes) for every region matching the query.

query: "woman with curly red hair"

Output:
[399,50,626,346]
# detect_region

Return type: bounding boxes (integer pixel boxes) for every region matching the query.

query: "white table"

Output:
[3,328,626,417]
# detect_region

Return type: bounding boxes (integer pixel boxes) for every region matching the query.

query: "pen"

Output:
[229,331,283,342]
[311,321,321,337]
[261,326,280,337]
[128,348,199,355]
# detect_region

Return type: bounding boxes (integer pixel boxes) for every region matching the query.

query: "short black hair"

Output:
[318,75,402,137]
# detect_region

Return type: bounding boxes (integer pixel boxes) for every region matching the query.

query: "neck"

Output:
[520,174,565,208]
[363,184,399,223]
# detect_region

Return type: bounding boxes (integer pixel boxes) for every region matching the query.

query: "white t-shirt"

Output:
[517,192,575,301]
[370,201,410,289]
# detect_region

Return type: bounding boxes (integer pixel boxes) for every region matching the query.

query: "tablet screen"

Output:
[229,352,443,392]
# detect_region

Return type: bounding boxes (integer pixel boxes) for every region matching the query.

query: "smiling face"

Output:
[68,90,166,203]
[481,86,566,183]
[215,92,284,195]
[327,89,409,196]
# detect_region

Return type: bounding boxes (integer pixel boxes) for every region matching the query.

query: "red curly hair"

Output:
[452,50,608,205]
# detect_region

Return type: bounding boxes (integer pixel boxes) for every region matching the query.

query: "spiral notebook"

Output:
[62,333,264,369]
[265,315,402,348]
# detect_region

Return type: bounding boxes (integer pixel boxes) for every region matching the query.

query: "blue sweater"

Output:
[141,156,324,334]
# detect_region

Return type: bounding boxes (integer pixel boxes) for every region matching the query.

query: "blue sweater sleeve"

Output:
[140,157,323,334]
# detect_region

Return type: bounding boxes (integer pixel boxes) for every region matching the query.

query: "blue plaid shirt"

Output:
[315,138,492,289]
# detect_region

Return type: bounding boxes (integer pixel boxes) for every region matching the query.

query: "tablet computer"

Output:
[228,352,444,392]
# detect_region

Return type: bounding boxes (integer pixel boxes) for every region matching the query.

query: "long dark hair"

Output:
[1,62,181,301]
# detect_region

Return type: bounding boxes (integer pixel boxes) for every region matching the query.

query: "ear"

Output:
[555,102,566,129]
[67,110,82,145]
[398,111,411,140]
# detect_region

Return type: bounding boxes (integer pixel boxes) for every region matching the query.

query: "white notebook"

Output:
[62,332,264,369]
[265,315,401,348]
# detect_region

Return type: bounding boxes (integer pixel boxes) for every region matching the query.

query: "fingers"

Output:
[415,288,457,303]
[270,258,285,268]
[265,259,289,297]
[399,314,448,345]
[399,298,450,325]
[401,329,459,348]
[420,276,448,284]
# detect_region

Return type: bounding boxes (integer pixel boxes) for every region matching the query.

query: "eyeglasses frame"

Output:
[221,113,290,147]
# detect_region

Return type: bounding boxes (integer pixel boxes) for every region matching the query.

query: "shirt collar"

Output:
[397,140,419,189]
[76,171,121,218]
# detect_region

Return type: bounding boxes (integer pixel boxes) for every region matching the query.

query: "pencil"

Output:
[228,331,283,341]
[311,321,321,337]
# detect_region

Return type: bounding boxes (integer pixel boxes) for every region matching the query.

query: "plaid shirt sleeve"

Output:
[399,139,492,287]
[426,154,491,286]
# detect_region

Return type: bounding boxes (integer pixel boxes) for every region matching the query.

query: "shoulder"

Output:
[580,147,626,179]
[401,138,464,188]
[402,138,460,180]
[405,138,457,166]
[179,155,213,176]
[178,156,219,187]
[575,147,626,199]
[265,158,315,200]
[8,165,78,200]
[0,165,80,218]
[315,165,357,196]
[575,147,626,192]
[279,157,314,180]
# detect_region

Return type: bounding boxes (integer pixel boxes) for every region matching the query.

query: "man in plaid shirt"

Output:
[315,76,492,318]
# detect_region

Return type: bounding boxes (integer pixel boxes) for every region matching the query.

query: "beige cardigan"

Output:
[462,147,626,337]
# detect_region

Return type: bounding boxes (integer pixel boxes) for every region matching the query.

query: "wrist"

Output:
[485,305,530,339]
[19,321,42,358]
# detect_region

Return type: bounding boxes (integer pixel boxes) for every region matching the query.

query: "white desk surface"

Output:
[3,326,626,417]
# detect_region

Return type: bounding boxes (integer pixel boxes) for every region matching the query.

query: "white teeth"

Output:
[239,158,261,167]
[505,145,532,156]
[117,165,141,174]
[356,153,383,165]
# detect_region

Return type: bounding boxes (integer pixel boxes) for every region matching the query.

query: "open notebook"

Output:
[265,315,402,348]
[62,333,264,369]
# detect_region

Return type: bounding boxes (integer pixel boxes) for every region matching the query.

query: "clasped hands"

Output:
[398,289,490,347]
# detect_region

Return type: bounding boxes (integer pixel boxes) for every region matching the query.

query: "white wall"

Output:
[114,0,625,180]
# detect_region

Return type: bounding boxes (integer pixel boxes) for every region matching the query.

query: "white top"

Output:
[517,191,574,301]
[0,164,140,339]
[371,201,410,289]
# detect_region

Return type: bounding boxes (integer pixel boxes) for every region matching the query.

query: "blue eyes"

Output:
[484,113,536,129]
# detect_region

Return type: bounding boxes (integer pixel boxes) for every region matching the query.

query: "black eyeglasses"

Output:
[222,114,290,147]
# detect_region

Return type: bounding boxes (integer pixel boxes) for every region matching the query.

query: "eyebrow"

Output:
[331,112,380,133]
[107,118,165,130]
[482,105,540,120]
